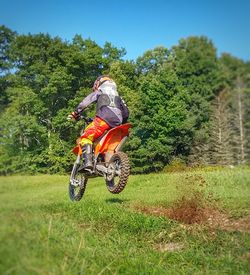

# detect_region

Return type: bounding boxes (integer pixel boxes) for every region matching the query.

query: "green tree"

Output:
[0,25,16,73]
[0,25,17,111]
[136,46,169,74]
[0,28,127,174]
[0,87,47,174]
[131,37,220,172]
[1,26,249,174]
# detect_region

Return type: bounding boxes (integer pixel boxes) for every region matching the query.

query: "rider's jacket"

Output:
[75,81,129,127]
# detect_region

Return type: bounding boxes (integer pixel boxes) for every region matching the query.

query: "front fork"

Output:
[70,154,81,187]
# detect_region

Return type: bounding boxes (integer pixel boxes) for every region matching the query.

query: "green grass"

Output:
[0,168,250,274]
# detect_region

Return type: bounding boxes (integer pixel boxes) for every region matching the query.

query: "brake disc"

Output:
[107,163,116,181]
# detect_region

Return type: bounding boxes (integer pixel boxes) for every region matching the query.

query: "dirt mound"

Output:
[167,190,208,224]
[137,199,209,225]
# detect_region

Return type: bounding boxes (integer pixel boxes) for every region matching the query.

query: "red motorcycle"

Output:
[69,117,132,201]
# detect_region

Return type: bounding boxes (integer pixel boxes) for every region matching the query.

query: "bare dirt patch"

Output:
[136,173,250,232]
[137,205,250,232]
[154,242,185,252]
[206,210,250,232]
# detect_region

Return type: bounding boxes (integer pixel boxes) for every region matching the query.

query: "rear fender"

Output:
[94,123,131,161]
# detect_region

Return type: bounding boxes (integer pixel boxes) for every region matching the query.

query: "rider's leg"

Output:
[81,138,93,169]
[80,117,110,169]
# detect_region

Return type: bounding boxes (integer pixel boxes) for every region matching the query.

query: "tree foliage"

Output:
[0,25,249,174]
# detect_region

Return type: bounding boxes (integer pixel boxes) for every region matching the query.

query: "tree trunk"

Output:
[217,95,222,144]
[236,77,245,163]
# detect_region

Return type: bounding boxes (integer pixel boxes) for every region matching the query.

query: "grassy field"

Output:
[0,168,250,274]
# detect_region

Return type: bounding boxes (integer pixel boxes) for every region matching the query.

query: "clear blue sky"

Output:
[0,0,249,61]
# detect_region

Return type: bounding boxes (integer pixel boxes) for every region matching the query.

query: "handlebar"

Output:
[80,116,93,124]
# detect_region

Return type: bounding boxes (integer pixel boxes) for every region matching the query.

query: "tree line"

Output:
[0,25,249,174]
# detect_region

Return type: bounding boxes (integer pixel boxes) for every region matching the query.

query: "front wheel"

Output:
[106,152,130,194]
[69,162,88,201]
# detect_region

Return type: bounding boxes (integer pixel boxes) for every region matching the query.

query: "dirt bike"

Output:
[69,116,132,201]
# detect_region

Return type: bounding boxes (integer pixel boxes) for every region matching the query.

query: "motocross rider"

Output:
[67,75,129,170]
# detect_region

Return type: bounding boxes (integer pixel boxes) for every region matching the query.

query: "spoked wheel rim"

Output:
[69,164,88,201]
[107,158,122,187]
[106,152,130,194]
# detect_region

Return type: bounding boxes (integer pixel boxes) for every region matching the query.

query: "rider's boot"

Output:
[82,143,93,170]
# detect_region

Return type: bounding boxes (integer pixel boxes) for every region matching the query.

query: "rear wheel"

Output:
[106,152,130,194]
[69,163,88,201]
